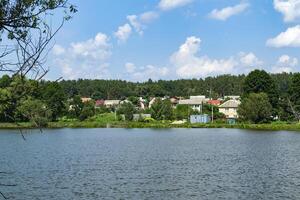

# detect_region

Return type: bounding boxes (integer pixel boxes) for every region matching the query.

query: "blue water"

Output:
[0,128,300,200]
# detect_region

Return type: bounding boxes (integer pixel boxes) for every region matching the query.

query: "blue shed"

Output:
[227,118,237,125]
[190,114,211,124]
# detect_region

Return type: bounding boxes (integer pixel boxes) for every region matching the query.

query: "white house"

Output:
[219,100,241,119]
[178,96,207,112]
[104,100,121,107]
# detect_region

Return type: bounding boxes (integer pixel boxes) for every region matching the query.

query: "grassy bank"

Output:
[0,113,299,131]
[0,121,300,131]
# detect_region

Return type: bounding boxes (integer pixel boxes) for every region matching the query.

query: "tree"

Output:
[151,99,173,120]
[0,75,11,88]
[174,105,193,120]
[287,73,300,121]
[41,82,67,121]
[238,93,273,123]
[79,101,95,121]
[0,0,76,79]
[68,95,84,119]
[127,96,139,106]
[17,98,52,127]
[243,70,279,111]
[0,88,13,122]
[117,102,136,121]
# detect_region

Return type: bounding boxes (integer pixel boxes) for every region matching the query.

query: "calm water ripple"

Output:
[0,128,300,200]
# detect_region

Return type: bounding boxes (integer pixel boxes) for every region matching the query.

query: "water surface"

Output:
[0,128,300,199]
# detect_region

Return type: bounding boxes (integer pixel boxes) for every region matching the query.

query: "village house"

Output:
[179,96,207,112]
[138,97,146,110]
[219,100,241,119]
[104,100,121,108]
[170,97,180,108]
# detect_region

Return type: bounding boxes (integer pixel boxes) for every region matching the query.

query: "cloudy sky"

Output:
[48,0,300,81]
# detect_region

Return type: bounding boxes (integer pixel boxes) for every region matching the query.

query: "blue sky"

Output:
[47,0,300,81]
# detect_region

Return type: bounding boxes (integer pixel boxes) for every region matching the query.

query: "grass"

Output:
[0,113,299,131]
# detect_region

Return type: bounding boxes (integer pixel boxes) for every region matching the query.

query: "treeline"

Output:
[59,75,246,99]
[58,73,292,100]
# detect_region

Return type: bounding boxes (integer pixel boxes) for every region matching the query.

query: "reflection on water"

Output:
[0,128,300,200]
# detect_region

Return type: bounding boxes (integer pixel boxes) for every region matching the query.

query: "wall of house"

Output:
[219,108,238,119]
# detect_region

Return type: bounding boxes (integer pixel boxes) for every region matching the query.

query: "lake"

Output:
[0,128,300,200]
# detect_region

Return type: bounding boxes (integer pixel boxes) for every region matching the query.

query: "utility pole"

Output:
[208,87,214,123]
[211,105,214,123]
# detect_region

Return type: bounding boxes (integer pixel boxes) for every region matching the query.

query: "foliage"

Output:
[174,105,194,120]
[289,73,300,109]
[243,70,279,111]
[0,0,76,41]
[127,96,139,106]
[117,102,136,121]
[79,101,95,121]
[68,95,84,118]
[151,98,174,120]
[17,98,52,127]
[41,82,66,121]
[238,93,273,124]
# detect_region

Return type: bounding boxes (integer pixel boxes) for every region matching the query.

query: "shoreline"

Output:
[0,121,299,132]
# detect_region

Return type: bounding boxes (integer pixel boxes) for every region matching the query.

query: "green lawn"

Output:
[0,115,299,132]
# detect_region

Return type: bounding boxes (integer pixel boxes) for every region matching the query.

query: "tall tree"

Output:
[238,93,272,123]
[41,82,66,121]
[288,73,300,121]
[243,70,279,112]
[151,99,173,120]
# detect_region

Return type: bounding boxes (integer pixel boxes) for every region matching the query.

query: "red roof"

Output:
[95,99,105,106]
[207,100,221,106]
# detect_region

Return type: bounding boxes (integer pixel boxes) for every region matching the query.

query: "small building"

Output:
[190,114,211,124]
[104,100,121,108]
[179,96,206,112]
[219,100,241,119]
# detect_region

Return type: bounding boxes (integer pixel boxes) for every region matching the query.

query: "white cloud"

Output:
[114,23,132,43]
[125,62,136,73]
[124,62,169,81]
[140,11,160,23]
[127,15,144,35]
[171,36,237,78]
[126,11,160,36]
[170,36,261,78]
[274,0,300,22]
[272,54,298,73]
[52,44,65,56]
[267,25,300,47]
[158,0,194,11]
[53,33,112,79]
[209,2,249,21]
[239,52,263,67]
